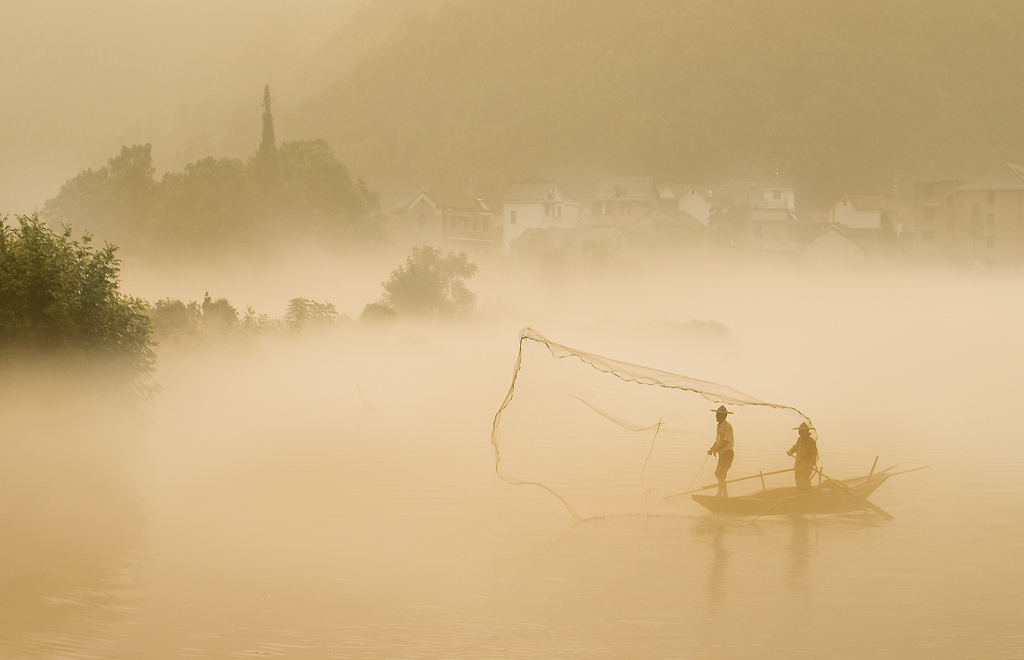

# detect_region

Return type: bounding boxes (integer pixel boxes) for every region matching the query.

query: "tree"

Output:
[0,215,154,393]
[154,156,255,250]
[276,139,383,242]
[284,297,339,332]
[359,301,398,325]
[200,292,239,338]
[150,298,202,340]
[42,144,158,249]
[43,89,386,259]
[254,84,281,191]
[878,210,898,258]
[148,294,257,346]
[379,246,478,318]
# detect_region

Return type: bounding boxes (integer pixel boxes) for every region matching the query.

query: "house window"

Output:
[557,205,562,218]
[988,191,997,204]
[923,229,935,245]
[601,202,607,214]
[418,213,426,229]
[987,212,996,227]
[460,218,467,229]
[622,202,630,215]
[510,211,517,224]
[773,190,781,200]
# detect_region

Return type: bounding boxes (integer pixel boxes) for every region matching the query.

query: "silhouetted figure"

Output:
[707,405,735,497]
[787,422,818,490]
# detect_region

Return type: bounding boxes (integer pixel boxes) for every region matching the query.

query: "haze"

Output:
[2,2,1024,659]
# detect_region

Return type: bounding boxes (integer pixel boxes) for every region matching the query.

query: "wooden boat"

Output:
[691,471,892,517]
[666,460,925,519]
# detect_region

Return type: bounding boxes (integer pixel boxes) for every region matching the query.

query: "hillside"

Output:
[290,0,1024,210]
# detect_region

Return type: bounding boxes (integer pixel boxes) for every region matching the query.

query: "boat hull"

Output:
[692,474,890,517]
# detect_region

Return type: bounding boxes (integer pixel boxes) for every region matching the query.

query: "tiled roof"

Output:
[659,183,710,201]
[637,206,705,226]
[958,162,1024,191]
[398,187,489,212]
[809,222,874,248]
[503,181,576,203]
[428,192,488,211]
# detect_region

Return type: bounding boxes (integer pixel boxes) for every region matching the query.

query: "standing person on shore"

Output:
[707,405,735,497]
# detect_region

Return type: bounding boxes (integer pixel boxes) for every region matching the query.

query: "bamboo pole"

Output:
[663,467,795,500]
[885,465,929,477]
[867,456,879,482]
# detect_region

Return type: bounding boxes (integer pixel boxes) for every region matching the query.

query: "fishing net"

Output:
[491,329,813,520]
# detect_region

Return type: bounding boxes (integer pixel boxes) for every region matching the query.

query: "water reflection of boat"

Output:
[691,470,892,517]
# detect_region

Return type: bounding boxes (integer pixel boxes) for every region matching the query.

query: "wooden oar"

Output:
[663,467,795,500]
[795,456,895,521]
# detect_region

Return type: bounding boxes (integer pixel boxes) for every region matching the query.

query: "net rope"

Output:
[491,328,813,520]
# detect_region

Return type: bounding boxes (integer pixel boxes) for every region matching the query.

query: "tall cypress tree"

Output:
[254,84,280,190]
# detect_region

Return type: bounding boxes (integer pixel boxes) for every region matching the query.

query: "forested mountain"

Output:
[291,0,1024,209]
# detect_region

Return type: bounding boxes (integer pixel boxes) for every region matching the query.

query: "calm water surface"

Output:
[3,279,1024,659]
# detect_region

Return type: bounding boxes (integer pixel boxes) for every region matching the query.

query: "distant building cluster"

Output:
[386,162,1024,268]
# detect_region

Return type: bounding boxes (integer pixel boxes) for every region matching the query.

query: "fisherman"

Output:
[787,422,819,490]
[707,405,735,497]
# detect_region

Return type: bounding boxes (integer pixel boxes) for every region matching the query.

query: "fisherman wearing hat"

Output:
[707,405,735,497]
[787,422,819,490]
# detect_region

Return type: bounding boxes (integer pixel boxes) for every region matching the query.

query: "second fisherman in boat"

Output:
[707,405,735,497]
[787,422,819,490]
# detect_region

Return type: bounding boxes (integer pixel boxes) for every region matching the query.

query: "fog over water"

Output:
[3,260,1023,659]
[5,2,1024,657]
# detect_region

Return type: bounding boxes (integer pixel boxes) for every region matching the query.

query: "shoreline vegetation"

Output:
[0,212,481,401]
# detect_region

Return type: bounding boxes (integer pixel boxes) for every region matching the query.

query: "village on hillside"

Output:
[387,163,1024,269]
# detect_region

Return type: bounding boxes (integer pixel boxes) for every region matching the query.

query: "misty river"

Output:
[2,266,1023,659]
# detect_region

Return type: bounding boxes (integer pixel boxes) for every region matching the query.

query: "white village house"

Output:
[387,187,497,263]
[829,193,912,233]
[658,183,713,226]
[500,181,584,256]
[806,223,868,268]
